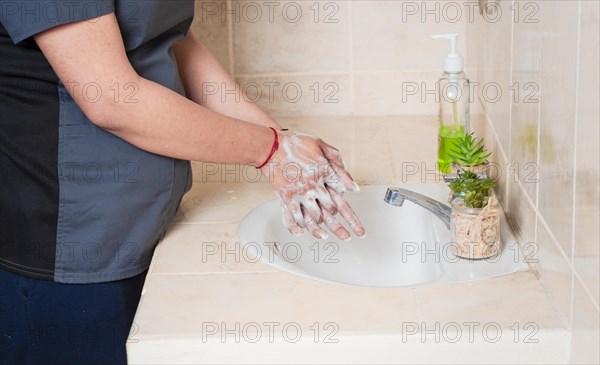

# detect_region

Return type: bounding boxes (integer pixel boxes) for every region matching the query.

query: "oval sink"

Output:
[237,184,526,288]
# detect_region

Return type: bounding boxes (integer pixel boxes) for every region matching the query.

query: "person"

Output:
[0,1,365,364]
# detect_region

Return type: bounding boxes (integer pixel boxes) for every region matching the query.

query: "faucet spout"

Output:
[384,188,452,229]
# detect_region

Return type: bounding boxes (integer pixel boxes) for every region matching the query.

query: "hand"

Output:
[261,130,366,240]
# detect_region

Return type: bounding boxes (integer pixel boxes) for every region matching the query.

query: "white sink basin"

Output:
[237,184,527,288]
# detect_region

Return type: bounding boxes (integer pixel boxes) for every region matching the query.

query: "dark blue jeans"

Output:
[0,267,147,365]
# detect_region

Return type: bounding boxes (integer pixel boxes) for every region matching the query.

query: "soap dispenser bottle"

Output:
[431,33,470,174]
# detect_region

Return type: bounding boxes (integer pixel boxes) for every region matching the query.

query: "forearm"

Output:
[34,13,273,166]
[172,33,280,129]
[94,76,274,166]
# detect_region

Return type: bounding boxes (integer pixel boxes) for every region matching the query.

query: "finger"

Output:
[282,203,304,236]
[319,141,346,169]
[327,187,366,237]
[302,205,328,240]
[322,207,351,241]
[288,200,305,228]
[318,142,359,193]
[325,164,360,194]
[302,197,322,224]
[315,184,336,213]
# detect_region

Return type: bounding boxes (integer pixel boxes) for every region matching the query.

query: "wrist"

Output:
[255,127,279,169]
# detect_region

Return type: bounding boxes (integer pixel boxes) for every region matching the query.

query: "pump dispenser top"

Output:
[431,33,464,73]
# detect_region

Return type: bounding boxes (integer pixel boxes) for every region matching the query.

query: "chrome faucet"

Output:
[384,188,452,229]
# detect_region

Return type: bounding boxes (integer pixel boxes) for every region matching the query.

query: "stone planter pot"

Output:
[450,196,500,260]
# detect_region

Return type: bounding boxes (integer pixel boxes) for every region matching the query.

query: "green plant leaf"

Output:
[449,133,491,167]
[449,170,496,208]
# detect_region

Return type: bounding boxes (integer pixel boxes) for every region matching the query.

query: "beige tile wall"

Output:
[466,1,599,363]
[191,0,468,116]
[190,1,598,362]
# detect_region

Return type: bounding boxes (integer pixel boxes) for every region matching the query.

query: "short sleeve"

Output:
[0,0,114,44]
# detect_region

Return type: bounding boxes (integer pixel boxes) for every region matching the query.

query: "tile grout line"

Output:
[412,288,425,323]
[535,208,600,311]
[149,271,279,277]
[483,113,509,166]
[234,69,442,78]
[537,212,572,272]
[532,0,544,285]
[227,0,235,76]
[348,1,355,115]
[505,0,516,210]
[569,0,583,327]
[573,269,600,311]
[534,0,545,292]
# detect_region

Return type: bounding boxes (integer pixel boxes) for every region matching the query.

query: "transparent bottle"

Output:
[431,33,470,174]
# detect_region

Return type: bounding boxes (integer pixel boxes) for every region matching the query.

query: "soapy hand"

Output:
[261,130,366,240]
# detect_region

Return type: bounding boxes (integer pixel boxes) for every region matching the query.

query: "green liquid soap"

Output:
[438,124,465,174]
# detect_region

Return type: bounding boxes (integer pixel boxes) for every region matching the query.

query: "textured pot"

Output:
[450,197,500,260]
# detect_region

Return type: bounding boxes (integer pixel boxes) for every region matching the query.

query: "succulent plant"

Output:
[449,170,496,209]
[449,133,491,167]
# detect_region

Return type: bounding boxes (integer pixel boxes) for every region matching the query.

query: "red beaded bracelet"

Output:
[256,127,279,169]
